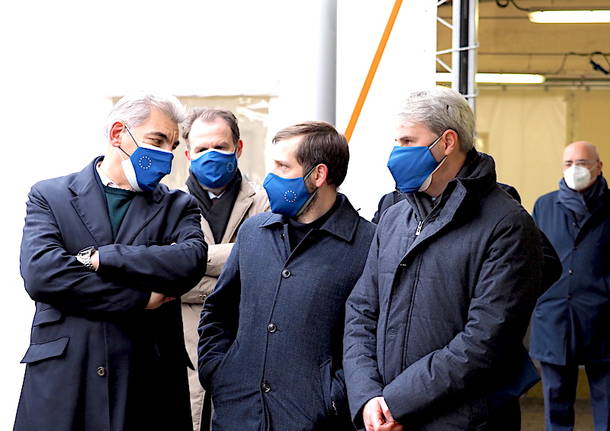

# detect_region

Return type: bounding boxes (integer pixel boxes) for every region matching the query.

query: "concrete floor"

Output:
[521,394,594,431]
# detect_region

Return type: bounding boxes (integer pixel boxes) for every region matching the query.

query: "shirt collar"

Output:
[96,162,135,191]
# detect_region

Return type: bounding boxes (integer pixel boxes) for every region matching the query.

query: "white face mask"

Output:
[563,165,591,191]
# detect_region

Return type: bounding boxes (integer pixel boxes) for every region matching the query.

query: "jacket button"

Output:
[281,269,291,278]
[568,269,574,275]
[96,366,106,377]
[261,382,271,393]
[267,323,277,333]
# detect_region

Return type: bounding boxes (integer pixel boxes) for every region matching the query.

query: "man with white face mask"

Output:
[179,108,269,431]
[530,141,610,431]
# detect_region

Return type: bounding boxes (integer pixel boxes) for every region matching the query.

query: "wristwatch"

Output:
[76,246,97,271]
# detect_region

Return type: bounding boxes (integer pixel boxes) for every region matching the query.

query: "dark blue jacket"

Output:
[372,186,561,291]
[15,157,207,431]
[198,194,375,431]
[344,152,544,430]
[530,180,610,365]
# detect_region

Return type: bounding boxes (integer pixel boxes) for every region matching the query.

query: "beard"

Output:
[296,177,319,217]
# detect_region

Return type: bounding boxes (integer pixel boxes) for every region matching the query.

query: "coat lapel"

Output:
[201,217,215,245]
[114,189,165,245]
[221,181,255,243]
[69,158,114,246]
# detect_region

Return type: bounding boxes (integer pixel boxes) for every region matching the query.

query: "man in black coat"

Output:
[530,141,610,431]
[15,95,207,431]
[198,122,375,431]
[343,87,544,431]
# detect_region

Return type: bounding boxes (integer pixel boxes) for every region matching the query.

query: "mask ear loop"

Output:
[296,164,321,217]
[419,133,449,192]
[118,123,140,157]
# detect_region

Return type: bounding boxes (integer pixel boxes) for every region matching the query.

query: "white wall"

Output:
[337,0,436,219]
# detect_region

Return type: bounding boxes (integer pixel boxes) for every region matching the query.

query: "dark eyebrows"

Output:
[146,131,169,141]
[145,131,179,149]
[397,134,415,142]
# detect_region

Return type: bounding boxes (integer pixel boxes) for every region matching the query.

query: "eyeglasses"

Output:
[563,159,599,168]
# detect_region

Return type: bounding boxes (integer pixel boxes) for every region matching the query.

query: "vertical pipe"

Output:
[459,0,470,96]
[451,0,461,93]
[317,0,337,125]
[451,0,477,110]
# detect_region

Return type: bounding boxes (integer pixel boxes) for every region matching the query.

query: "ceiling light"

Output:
[529,10,610,23]
[435,73,546,84]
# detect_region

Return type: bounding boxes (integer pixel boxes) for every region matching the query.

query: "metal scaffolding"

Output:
[437,0,478,110]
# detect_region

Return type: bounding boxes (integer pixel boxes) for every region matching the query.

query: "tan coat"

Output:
[181,179,269,431]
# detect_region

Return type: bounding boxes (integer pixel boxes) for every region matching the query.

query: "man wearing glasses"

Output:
[530,141,610,431]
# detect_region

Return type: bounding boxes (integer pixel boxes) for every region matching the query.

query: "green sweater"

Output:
[103,185,135,239]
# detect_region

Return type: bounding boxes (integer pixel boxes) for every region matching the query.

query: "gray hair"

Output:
[181,107,240,150]
[105,94,186,137]
[397,87,475,152]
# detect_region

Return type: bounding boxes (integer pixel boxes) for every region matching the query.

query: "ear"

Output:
[311,163,329,188]
[109,122,125,147]
[184,149,191,161]
[442,129,460,155]
[235,139,244,158]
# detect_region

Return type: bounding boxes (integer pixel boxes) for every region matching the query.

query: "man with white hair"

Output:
[343,87,544,430]
[15,95,207,431]
[530,141,610,431]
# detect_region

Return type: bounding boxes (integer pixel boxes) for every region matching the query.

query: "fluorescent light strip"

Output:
[529,10,610,24]
[435,73,546,84]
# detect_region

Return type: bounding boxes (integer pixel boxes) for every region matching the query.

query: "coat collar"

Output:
[68,156,167,245]
[259,193,360,243]
[401,151,498,254]
[221,179,257,243]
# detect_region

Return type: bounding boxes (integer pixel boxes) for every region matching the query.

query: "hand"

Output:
[91,250,99,271]
[145,292,175,310]
[363,396,403,431]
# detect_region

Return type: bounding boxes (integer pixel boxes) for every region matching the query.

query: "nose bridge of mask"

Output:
[190,148,238,189]
[191,148,235,160]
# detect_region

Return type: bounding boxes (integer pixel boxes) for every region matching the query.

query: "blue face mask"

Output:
[387,135,446,193]
[190,149,238,189]
[263,167,316,217]
[120,126,174,192]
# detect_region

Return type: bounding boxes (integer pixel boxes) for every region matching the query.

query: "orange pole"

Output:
[344,0,403,143]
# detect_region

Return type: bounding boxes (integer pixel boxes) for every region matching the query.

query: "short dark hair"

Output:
[272,121,349,187]
[181,108,240,150]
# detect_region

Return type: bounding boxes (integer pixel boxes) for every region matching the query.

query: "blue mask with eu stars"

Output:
[120,126,174,192]
[263,167,316,217]
[190,149,237,189]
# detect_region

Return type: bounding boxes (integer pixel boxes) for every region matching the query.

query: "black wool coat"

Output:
[198,194,375,431]
[15,157,207,431]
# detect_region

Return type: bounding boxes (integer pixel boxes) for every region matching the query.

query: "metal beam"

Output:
[437,0,478,109]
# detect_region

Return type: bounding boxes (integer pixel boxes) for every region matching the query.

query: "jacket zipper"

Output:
[401,253,423,370]
[415,220,423,236]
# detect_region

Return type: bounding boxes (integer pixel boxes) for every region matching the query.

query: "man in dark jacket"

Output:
[198,122,375,431]
[15,95,207,431]
[343,87,544,431]
[530,141,610,431]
